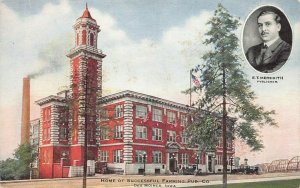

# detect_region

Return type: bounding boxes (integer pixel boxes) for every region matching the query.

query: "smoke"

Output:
[28,36,71,79]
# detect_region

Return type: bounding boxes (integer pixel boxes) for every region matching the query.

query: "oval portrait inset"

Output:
[243,6,292,73]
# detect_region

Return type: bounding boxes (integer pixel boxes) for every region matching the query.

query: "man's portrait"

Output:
[243,6,292,73]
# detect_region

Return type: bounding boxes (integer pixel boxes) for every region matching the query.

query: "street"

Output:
[1,172,300,188]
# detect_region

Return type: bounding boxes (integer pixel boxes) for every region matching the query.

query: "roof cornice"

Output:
[35,95,66,106]
[99,90,194,111]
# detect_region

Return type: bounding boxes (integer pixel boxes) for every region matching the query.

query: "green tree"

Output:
[185,4,277,188]
[0,158,17,180]
[0,144,34,180]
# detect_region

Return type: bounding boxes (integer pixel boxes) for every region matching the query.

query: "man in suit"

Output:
[246,11,291,73]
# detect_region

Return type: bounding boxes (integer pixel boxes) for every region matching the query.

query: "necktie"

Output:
[260,44,268,65]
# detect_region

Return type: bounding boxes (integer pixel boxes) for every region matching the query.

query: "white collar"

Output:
[265,36,280,47]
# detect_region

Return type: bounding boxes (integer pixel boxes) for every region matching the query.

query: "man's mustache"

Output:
[261,31,269,35]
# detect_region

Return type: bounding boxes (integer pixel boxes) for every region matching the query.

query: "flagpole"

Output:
[190,70,192,107]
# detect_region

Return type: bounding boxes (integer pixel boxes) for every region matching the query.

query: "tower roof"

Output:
[80,3,95,20]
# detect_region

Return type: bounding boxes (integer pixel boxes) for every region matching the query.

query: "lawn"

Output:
[188,179,300,188]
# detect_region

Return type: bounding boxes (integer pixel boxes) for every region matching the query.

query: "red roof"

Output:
[81,3,95,20]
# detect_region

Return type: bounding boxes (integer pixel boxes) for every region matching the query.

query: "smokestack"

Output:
[21,76,30,145]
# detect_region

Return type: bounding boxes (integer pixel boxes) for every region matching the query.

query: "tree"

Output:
[13,144,34,179]
[0,158,17,180]
[0,144,34,180]
[185,4,277,188]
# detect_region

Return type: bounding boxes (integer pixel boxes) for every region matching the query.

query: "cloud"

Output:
[93,10,213,101]
[0,0,73,92]
[0,0,73,159]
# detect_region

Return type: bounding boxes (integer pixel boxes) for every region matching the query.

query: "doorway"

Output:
[169,158,177,173]
[208,155,212,172]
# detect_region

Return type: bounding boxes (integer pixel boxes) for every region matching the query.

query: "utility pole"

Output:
[83,66,88,188]
[190,70,192,107]
[222,62,227,188]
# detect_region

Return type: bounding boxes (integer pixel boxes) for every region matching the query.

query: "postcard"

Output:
[0,0,299,188]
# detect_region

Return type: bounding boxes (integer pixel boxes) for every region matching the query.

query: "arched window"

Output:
[90,33,94,46]
[82,30,87,45]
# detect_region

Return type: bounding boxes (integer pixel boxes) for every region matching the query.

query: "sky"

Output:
[0,0,299,165]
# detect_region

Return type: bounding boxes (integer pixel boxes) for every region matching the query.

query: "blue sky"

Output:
[0,0,299,164]
[3,0,300,41]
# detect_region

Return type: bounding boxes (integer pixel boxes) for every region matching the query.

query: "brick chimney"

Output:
[21,76,30,145]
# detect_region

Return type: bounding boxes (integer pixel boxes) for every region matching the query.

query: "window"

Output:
[152,108,162,122]
[167,111,176,124]
[90,33,94,46]
[152,128,162,141]
[33,125,39,138]
[82,30,87,45]
[114,104,123,118]
[114,125,123,139]
[59,127,67,139]
[100,151,108,162]
[217,139,222,147]
[181,132,188,144]
[59,109,68,123]
[181,153,189,165]
[32,138,39,145]
[47,127,50,139]
[43,127,50,140]
[136,105,147,119]
[216,155,222,165]
[43,107,51,121]
[100,109,109,121]
[180,114,188,126]
[135,150,146,163]
[227,139,232,148]
[100,127,109,140]
[152,151,162,163]
[113,150,122,163]
[167,131,176,142]
[47,108,51,120]
[76,33,79,46]
[136,126,147,139]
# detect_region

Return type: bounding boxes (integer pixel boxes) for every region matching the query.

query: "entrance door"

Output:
[166,143,180,174]
[208,156,212,172]
[169,158,177,173]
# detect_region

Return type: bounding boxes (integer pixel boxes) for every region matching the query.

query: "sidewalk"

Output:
[1,172,300,188]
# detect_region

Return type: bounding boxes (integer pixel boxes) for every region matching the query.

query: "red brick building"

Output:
[98,90,234,175]
[33,6,234,178]
[98,90,197,175]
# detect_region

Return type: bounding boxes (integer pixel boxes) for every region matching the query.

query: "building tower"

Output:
[67,5,105,168]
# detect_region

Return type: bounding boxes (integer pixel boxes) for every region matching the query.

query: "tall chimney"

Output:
[21,76,30,145]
